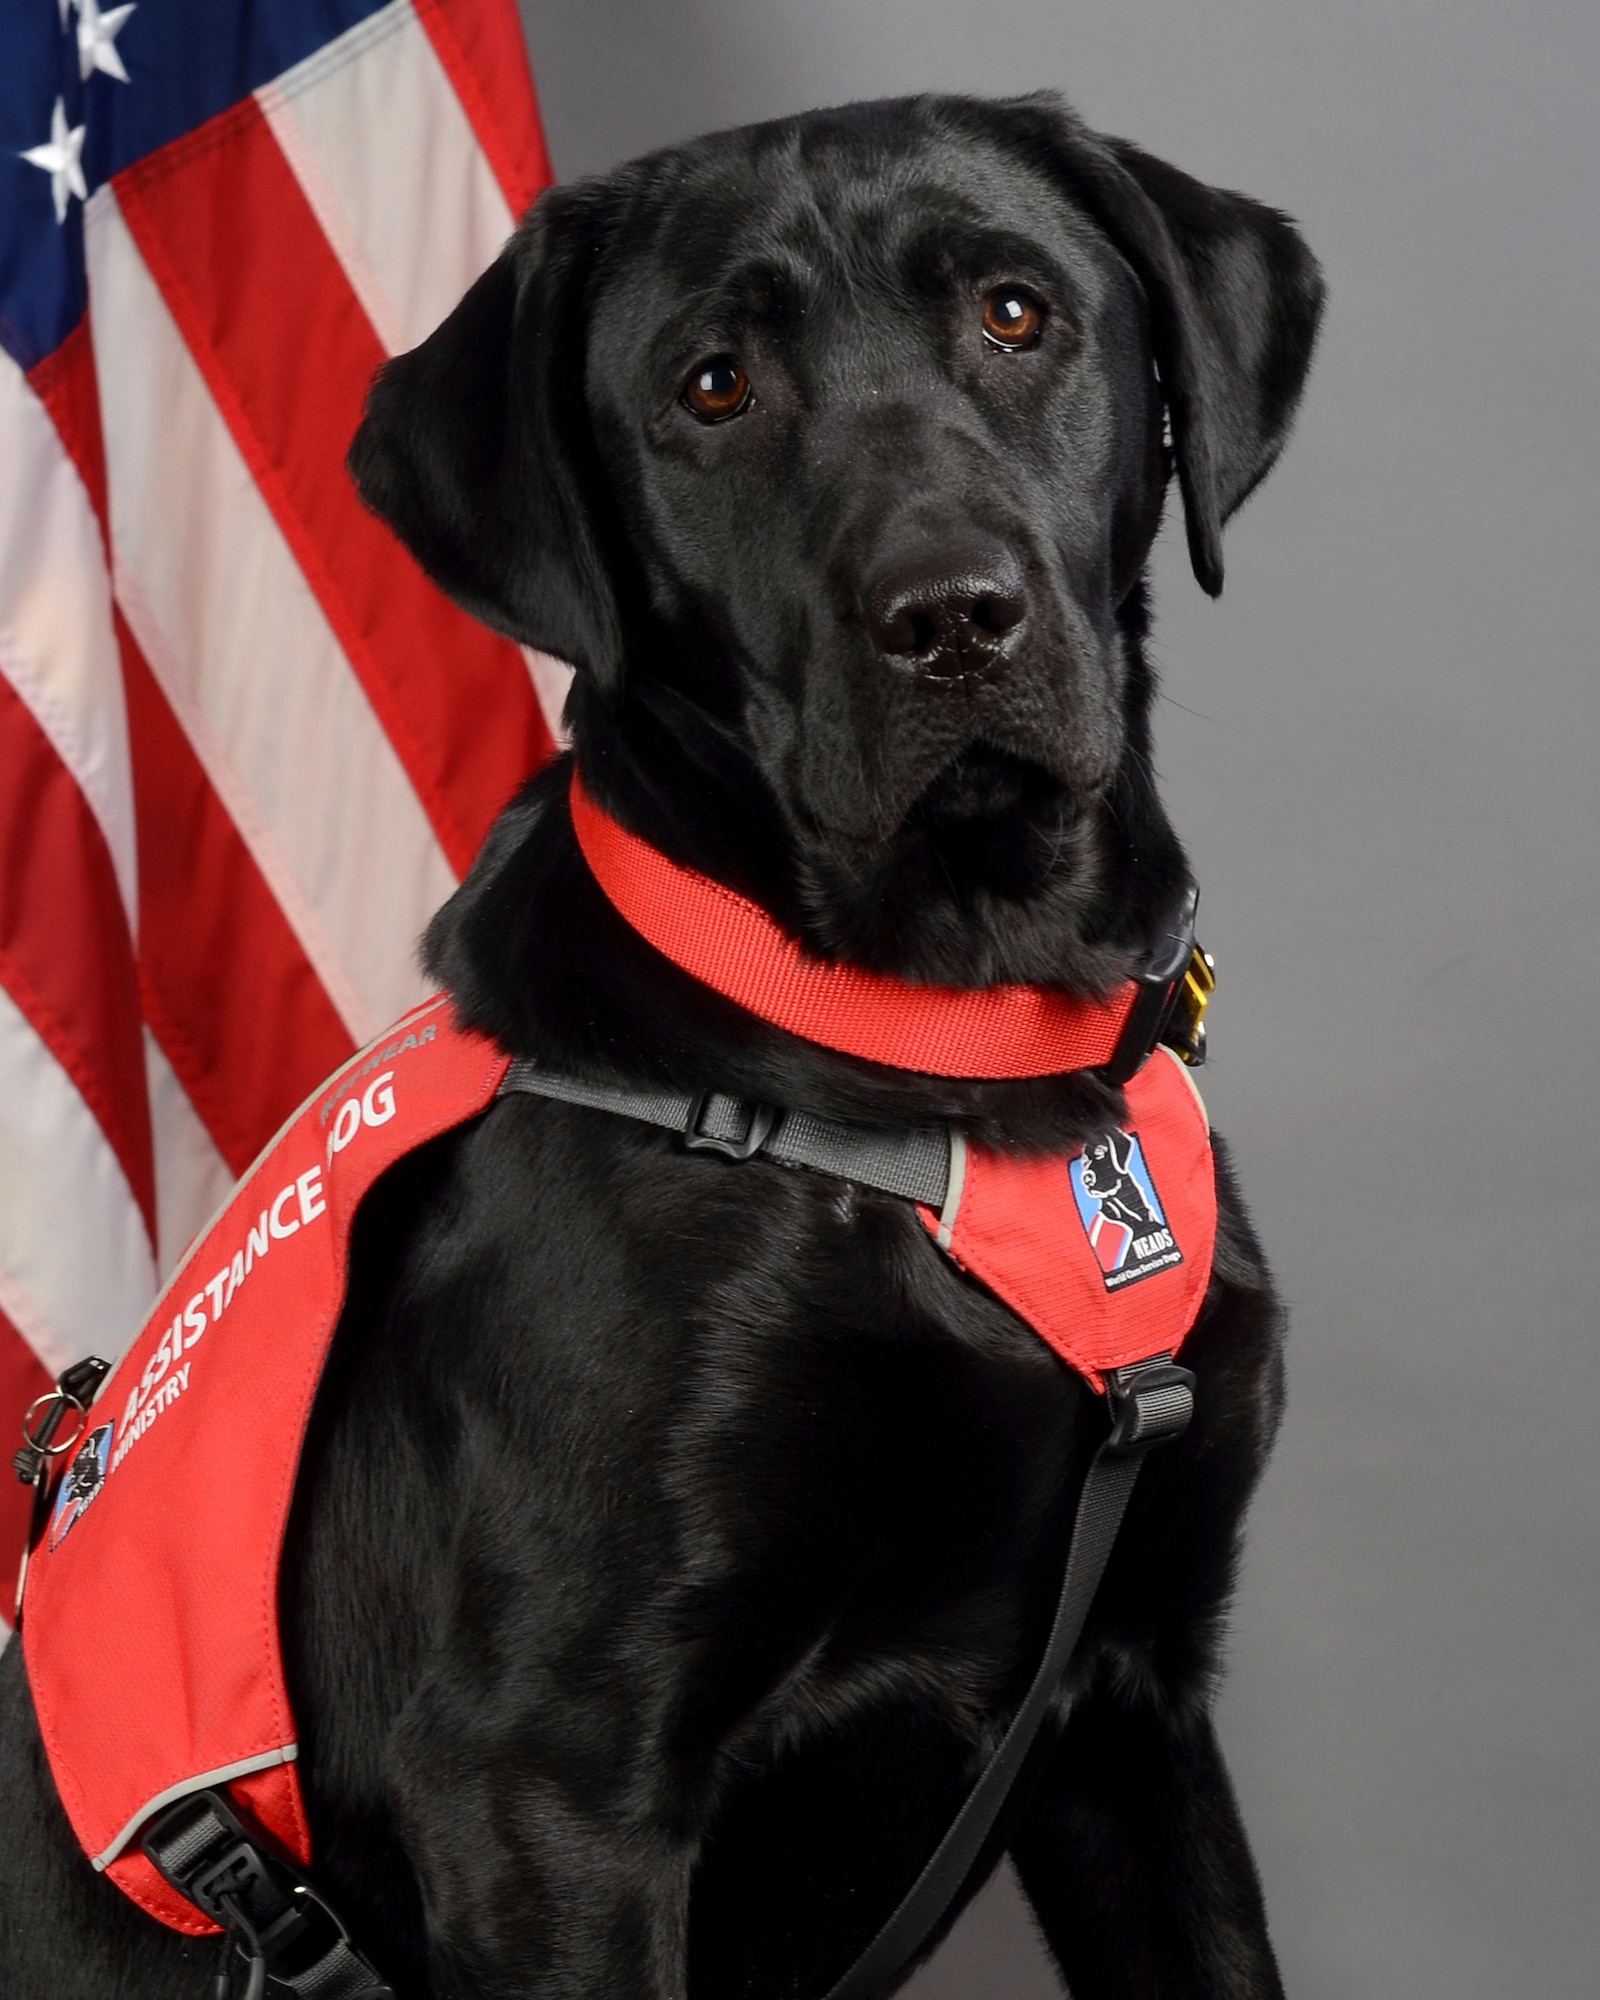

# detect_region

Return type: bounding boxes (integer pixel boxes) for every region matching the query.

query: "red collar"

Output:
[568,770,1138,1079]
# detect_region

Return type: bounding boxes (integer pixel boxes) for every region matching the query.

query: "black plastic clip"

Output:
[1099,888,1206,1086]
[143,1789,394,2000]
[681,1093,779,1161]
[192,1838,310,1964]
[1104,1355,1197,1454]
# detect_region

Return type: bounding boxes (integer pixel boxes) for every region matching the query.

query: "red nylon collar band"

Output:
[568,771,1138,1079]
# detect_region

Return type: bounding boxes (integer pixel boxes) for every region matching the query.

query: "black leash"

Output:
[822,1356,1193,1999]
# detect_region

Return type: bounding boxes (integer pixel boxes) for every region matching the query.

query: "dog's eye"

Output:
[981,288,1044,351]
[682,356,753,422]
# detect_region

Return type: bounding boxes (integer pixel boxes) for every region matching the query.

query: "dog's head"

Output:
[352,94,1321,987]
[1077,1127,1141,1206]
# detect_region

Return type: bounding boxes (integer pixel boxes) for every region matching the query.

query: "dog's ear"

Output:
[1105,1128,1137,1177]
[348,182,625,691]
[989,95,1325,596]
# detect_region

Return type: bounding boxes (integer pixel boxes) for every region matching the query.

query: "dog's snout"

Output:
[863,545,1028,678]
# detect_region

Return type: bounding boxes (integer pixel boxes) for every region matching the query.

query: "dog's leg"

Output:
[1010,1688,1285,2000]
[407,1798,695,1998]
[378,1676,700,2000]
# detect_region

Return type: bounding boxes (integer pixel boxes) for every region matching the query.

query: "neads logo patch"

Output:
[1069,1127,1183,1291]
[48,1422,113,1551]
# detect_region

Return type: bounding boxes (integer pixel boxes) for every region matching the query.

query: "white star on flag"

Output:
[76,0,136,83]
[22,97,88,224]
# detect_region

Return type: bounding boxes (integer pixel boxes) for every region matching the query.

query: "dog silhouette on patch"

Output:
[1077,1129,1162,1232]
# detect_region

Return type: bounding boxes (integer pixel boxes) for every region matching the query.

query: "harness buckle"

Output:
[190,1839,279,1924]
[681,1093,779,1161]
[144,1789,395,1998]
[1104,1355,1197,1453]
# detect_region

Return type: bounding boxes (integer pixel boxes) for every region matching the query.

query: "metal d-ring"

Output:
[21,1388,87,1459]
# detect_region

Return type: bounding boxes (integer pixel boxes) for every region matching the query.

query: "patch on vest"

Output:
[1069,1128,1183,1290]
[48,1422,114,1550]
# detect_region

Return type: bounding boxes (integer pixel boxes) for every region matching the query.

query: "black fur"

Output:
[0,91,1321,1999]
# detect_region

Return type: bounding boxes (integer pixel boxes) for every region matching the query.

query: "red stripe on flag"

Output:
[115,102,553,879]
[413,0,554,215]
[28,316,108,525]
[0,1306,53,1627]
[0,676,156,1245]
[20,322,155,1243]
[30,314,355,1178]
[120,620,356,1177]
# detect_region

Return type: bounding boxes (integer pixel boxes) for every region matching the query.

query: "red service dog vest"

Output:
[23,997,511,1934]
[23,1003,1214,1935]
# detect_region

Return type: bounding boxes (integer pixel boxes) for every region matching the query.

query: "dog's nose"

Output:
[863,545,1028,678]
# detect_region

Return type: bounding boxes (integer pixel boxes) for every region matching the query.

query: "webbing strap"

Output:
[569,772,1139,1078]
[499,1059,952,1207]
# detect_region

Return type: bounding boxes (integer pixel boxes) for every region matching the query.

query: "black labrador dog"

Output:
[0,91,1321,1999]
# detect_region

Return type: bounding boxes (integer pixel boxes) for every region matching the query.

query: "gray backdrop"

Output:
[514,4,1600,1993]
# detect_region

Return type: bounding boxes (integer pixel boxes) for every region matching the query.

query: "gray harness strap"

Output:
[499,1058,953,1208]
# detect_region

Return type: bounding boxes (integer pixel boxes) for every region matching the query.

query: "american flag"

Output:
[1,0,566,1627]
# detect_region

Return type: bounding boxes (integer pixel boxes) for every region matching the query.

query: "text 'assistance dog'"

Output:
[1,91,1322,2000]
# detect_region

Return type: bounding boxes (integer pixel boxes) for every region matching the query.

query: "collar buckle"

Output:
[1098,888,1212,1085]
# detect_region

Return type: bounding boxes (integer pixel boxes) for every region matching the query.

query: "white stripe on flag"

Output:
[85,184,454,1044]
[257,69,407,357]
[523,647,573,746]
[0,980,155,1376]
[144,1029,236,1283]
[0,351,138,930]
[258,0,517,357]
